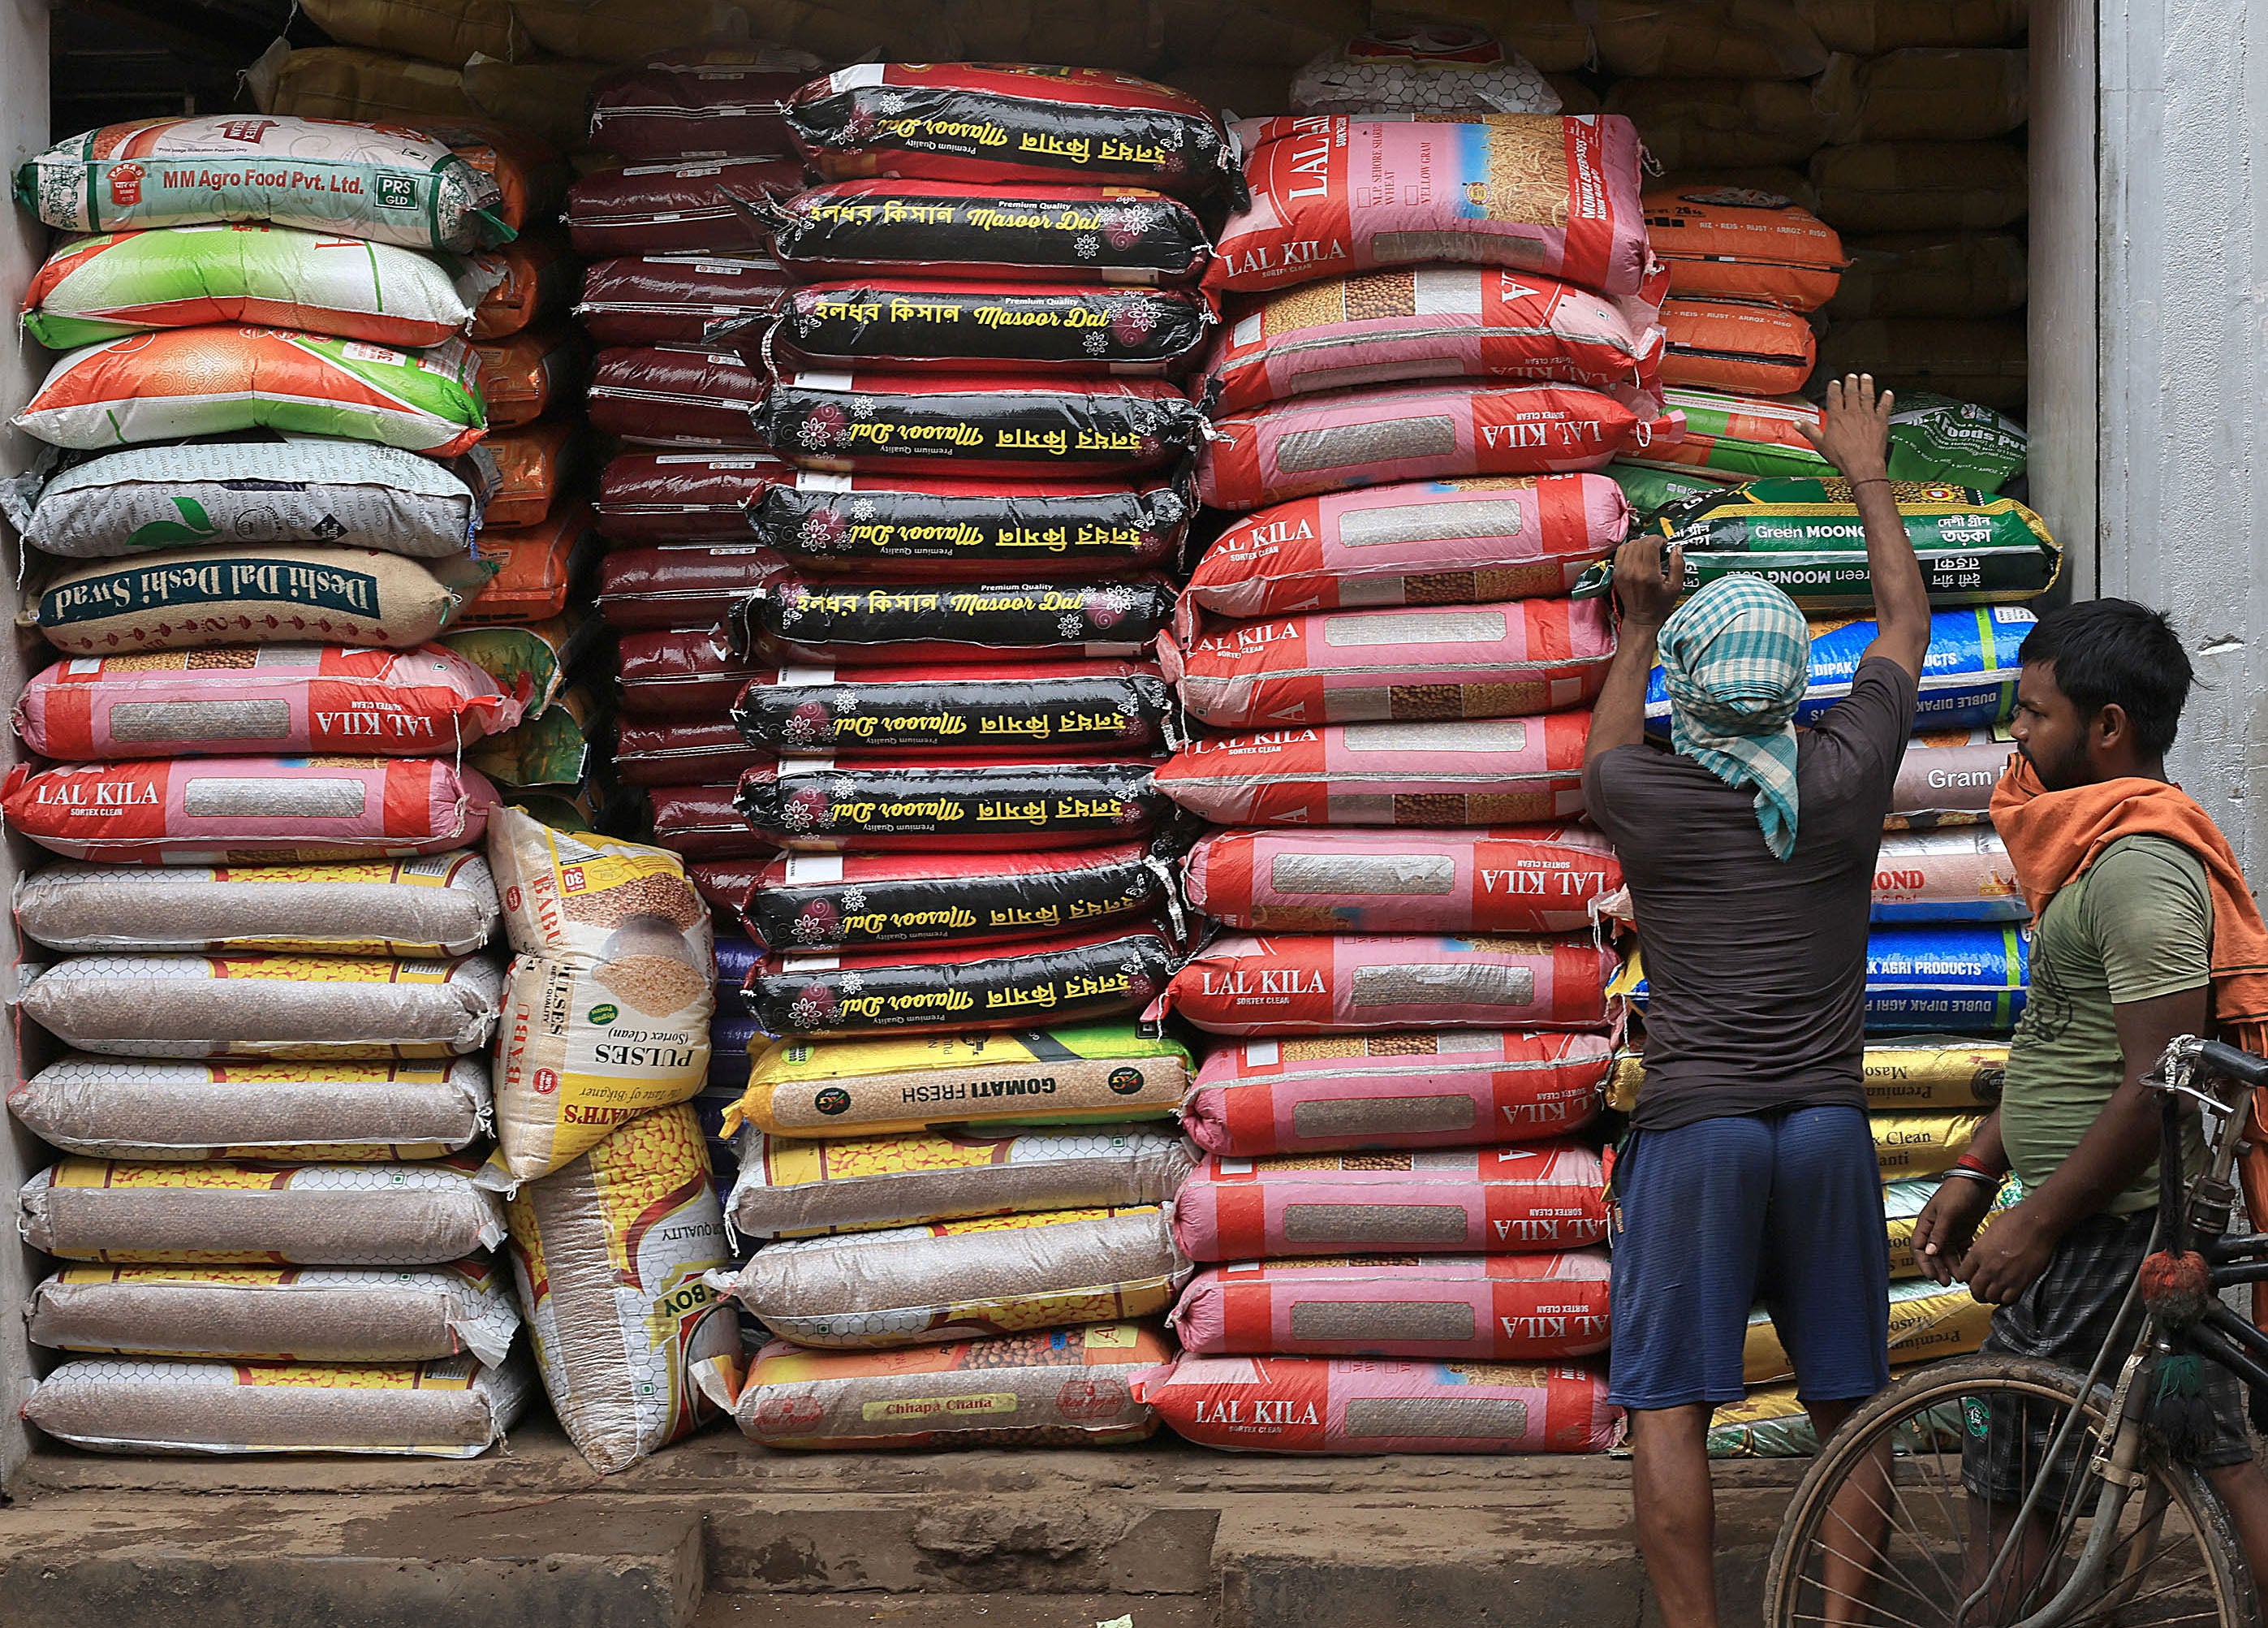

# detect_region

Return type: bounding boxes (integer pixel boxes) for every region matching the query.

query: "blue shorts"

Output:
[1607,1103,1891,1411]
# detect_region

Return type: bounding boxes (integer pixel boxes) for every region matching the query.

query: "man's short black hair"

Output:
[2019,598,2193,756]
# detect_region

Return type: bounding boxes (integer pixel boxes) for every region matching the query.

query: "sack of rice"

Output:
[739,844,1171,953]
[1641,185,1845,310]
[1871,1111,1986,1180]
[760,371,1207,481]
[1158,715,1590,829]
[1624,476,2058,607]
[1162,598,1615,731]
[1816,315,2028,415]
[587,42,820,161]
[31,543,489,656]
[19,1155,507,1264]
[728,659,1180,757]
[729,1124,1197,1240]
[22,223,485,350]
[298,0,528,64]
[1601,80,1828,171]
[1746,1277,1992,1384]
[728,1023,1192,1140]
[1166,932,1617,1034]
[1658,297,1817,395]
[1209,114,1649,296]
[1799,0,2028,53]
[1290,24,1560,115]
[1832,231,2027,319]
[1644,606,2034,732]
[775,279,1218,377]
[15,116,510,251]
[441,614,593,716]
[1886,733,2008,831]
[1596,0,1830,77]
[461,503,601,625]
[1136,1353,1620,1453]
[502,1104,737,1474]
[576,254,788,350]
[712,1204,1190,1348]
[740,578,1179,667]
[1172,1142,1608,1260]
[1182,1030,1610,1155]
[1171,1250,1612,1359]
[736,754,1170,853]
[5,438,486,561]
[468,235,580,345]
[27,1259,519,1362]
[15,853,500,957]
[564,157,804,260]
[744,924,1178,1040]
[1179,477,1630,633]
[722,1324,1169,1450]
[1185,825,1620,935]
[788,65,1238,201]
[15,328,488,456]
[22,1350,531,1456]
[1873,828,2024,923]
[1,757,499,865]
[768,180,1210,289]
[16,646,520,760]
[1200,269,1663,417]
[7,1053,492,1161]
[1810,141,2028,233]
[253,44,479,126]
[19,951,504,1060]
[1196,382,1676,511]
[1816,48,2029,144]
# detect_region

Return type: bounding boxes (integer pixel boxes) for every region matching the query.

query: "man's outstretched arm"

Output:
[1799,373,1930,679]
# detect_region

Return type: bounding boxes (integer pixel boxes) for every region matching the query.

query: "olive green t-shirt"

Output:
[2001,834,2214,1214]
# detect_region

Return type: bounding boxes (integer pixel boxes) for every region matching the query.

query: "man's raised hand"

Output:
[1611,538,1684,633]
[1798,372,1895,484]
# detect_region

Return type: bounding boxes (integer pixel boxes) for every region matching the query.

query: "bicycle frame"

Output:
[1967,1035,2268,1628]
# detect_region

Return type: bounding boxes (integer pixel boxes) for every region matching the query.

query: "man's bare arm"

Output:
[1584,539,1682,766]
[1798,374,1930,678]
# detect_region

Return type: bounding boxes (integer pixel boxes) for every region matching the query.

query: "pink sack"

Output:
[1156,716,1591,828]
[1204,267,1663,415]
[1135,1354,1621,1453]
[1165,932,1617,1034]
[16,646,520,759]
[1179,476,1629,637]
[1170,1251,1612,1359]
[1160,598,1614,730]
[1183,1030,1610,1155]
[1209,114,1654,297]
[1198,380,1676,510]
[1169,1143,1609,1260]
[1184,825,1620,935]
[1,758,498,864]
[587,346,769,448]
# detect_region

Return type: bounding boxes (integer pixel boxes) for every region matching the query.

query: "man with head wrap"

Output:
[1583,376,1933,1628]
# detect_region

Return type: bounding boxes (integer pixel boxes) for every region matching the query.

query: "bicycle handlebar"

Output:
[2197,1038,2268,1090]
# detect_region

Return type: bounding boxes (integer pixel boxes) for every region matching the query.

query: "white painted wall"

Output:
[0,0,46,1496]
[2096,0,2268,872]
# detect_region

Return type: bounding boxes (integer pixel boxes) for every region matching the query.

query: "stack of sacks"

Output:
[705,63,1229,1048]
[705,1026,1198,1450]
[479,807,736,1470]
[7,810,524,1453]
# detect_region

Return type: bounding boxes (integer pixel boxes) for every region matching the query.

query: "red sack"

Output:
[566,157,803,257]
[646,781,770,859]
[787,65,1237,201]
[1154,716,1592,829]
[1184,825,1621,935]
[1198,381,1679,510]
[750,471,1188,580]
[770,179,1209,287]
[1658,296,1819,395]
[736,843,1171,952]
[692,857,769,917]
[1166,931,1618,1034]
[760,369,1206,478]
[588,346,769,447]
[1160,597,1615,731]
[774,279,1217,375]
[617,719,772,787]
[599,546,787,632]
[596,450,791,542]
[587,45,822,162]
[616,628,769,717]
[735,754,1171,853]
[575,253,789,348]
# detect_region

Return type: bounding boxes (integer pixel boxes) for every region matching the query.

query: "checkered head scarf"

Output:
[1656,574,1810,861]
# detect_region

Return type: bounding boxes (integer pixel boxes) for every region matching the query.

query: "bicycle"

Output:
[1765,1034,2268,1628]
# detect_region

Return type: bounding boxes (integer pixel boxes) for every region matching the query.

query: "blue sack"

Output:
[1615,922,2029,1034]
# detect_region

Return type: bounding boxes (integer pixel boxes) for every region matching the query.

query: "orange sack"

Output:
[464,501,600,624]
[479,420,583,529]
[1658,296,1820,395]
[1642,185,1847,312]
[471,327,587,429]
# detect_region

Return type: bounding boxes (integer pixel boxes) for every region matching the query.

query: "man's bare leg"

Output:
[2205,1461,2268,1601]
[1630,1402,1720,1628]
[1804,1395,1894,1626]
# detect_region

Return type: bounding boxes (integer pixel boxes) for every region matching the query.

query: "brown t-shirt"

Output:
[1584,656,1921,1131]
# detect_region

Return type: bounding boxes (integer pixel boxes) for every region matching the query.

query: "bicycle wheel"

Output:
[1763,1354,2252,1628]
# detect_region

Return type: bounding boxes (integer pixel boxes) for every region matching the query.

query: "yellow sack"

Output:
[1872,1111,1986,1180]
[462,55,611,153]
[300,0,530,63]
[1817,316,2027,414]
[1811,141,2029,233]
[1884,1174,2016,1277]
[1610,1038,2007,1115]
[260,46,481,126]
[1830,231,2028,320]
[1817,47,2029,144]
[1744,1279,1993,1386]
[1595,0,1829,79]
